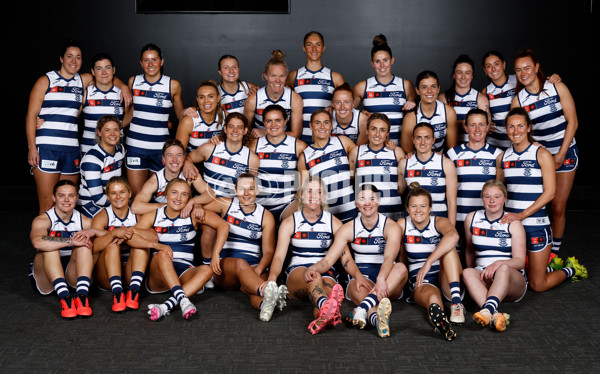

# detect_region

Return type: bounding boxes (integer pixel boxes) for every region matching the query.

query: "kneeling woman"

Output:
[397,183,461,341]
[267,176,346,334]
[138,178,230,321]
[195,173,284,322]
[463,180,527,332]
[306,184,407,338]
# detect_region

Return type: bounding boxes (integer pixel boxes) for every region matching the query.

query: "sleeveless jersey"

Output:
[363,76,407,145]
[254,135,298,212]
[36,71,84,152]
[448,88,480,143]
[126,74,173,154]
[416,100,449,152]
[153,206,196,266]
[469,210,513,268]
[219,81,250,114]
[403,215,441,289]
[186,111,223,152]
[105,205,137,230]
[351,213,388,274]
[152,168,185,204]
[81,84,124,155]
[332,108,360,142]
[287,210,334,269]
[485,75,516,149]
[293,66,336,143]
[45,207,83,257]
[303,137,356,222]
[501,144,550,231]
[203,142,251,198]
[253,86,293,130]
[446,143,501,223]
[517,81,576,155]
[355,144,403,219]
[404,153,447,217]
[221,198,265,265]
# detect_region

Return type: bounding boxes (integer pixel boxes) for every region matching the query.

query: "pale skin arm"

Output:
[287,91,304,139]
[356,111,370,146]
[443,156,458,226]
[415,217,459,288]
[30,215,92,251]
[553,82,578,169]
[26,76,50,167]
[371,219,402,299]
[243,92,262,138]
[266,215,295,282]
[348,146,358,177]
[183,143,214,180]
[395,147,407,193]
[353,80,366,108]
[200,211,230,275]
[254,211,276,276]
[477,92,491,125]
[464,211,476,269]
[174,115,194,151]
[170,79,185,125]
[131,174,165,215]
[400,111,416,153]
[445,104,458,150]
[305,219,354,276]
[402,79,417,111]
[285,70,297,88]
[134,210,173,259]
[479,220,527,281]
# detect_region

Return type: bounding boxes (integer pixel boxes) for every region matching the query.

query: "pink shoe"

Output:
[328,283,344,308]
[308,298,341,335]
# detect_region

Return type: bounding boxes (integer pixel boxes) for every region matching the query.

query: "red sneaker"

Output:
[308,298,341,335]
[125,289,140,310]
[74,295,93,318]
[112,291,126,313]
[59,296,77,320]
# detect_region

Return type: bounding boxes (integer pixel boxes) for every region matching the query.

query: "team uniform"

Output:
[416,101,449,152]
[332,109,360,142]
[103,205,138,264]
[203,142,251,198]
[152,206,196,278]
[403,215,442,291]
[362,76,408,145]
[286,210,337,281]
[404,153,447,218]
[303,137,357,222]
[151,168,185,204]
[350,213,388,281]
[81,84,124,155]
[485,75,516,149]
[501,144,552,252]
[517,81,578,172]
[126,74,173,172]
[252,86,293,131]
[448,88,479,144]
[186,111,223,152]
[292,66,336,144]
[219,81,250,114]
[254,135,298,222]
[36,70,84,174]
[354,144,403,219]
[220,198,265,266]
[77,143,125,218]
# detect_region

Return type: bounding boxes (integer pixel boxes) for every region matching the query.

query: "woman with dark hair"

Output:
[217,54,258,115]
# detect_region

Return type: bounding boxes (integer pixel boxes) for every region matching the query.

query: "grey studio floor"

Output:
[1,187,598,374]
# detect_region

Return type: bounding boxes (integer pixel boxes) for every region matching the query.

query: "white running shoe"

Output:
[148,303,170,322]
[276,285,288,311]
[259,281,278,322]
[204,278,215,290]
[349,307,367,329]
[180,297,197,320]
[449,303,465,325]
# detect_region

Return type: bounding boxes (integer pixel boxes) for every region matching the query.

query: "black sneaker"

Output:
[428,303,456,341]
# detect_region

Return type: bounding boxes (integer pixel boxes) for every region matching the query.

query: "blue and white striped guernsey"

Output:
[254,135,298,216]
[469,210,513,269]
[362,76,407,145]
[351,213,388,278]
[355,144,403,220]
[45,207,83,257]
[446,143,501,224]
[253,86,293,130]
[152,168,185,204]
[501,144,550,231]
[416,100,449,152]
[203,142,251,198]
[186,111,223,152]
[153,206,196,267]
[404,153,447,218]
[517,81,575,155]
[448,88,479,144]
[221,197,265,266]
[287,210,334,271]
[403,215,441,289]
[126,74,173,154]
[81,84,124,155]
[105,205,137,230]
[486,75,516,149]
[219,81,250,114]
[77,143,125,217]
[303,137,357,222]
[332,108,360,142]
[36,71,84,152]
[293,66,336,144]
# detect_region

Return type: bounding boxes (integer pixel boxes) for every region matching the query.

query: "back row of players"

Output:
[26,33,585,339]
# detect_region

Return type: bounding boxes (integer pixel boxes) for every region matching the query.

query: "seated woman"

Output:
[136,178,230,321]
[397,182,460,341]
[305,184,408,338]
[463,180,527,332]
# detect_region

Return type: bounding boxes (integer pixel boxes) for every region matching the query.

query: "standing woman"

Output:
[331,83,369,145]
[349,113,406,220]
[401,70,458,153]
[286,31,345,144]
[496,108,585,293]
[439,54,490,144]
[244,50,303,139]
[176,80,226,153]
[217,54,258,115]
[353,34,417,145]
[511,49,578,257]
[125,43,186,198]
[77,115,125,218]
[463,180,527,332]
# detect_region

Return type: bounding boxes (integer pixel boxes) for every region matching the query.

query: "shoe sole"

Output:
[493,313,510,332]
[308,299,340,335]
[377,298,392,338]
[429,304,456,341]
[473,312,490,327]
[259,282,278,322]
[276,285,288,311]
